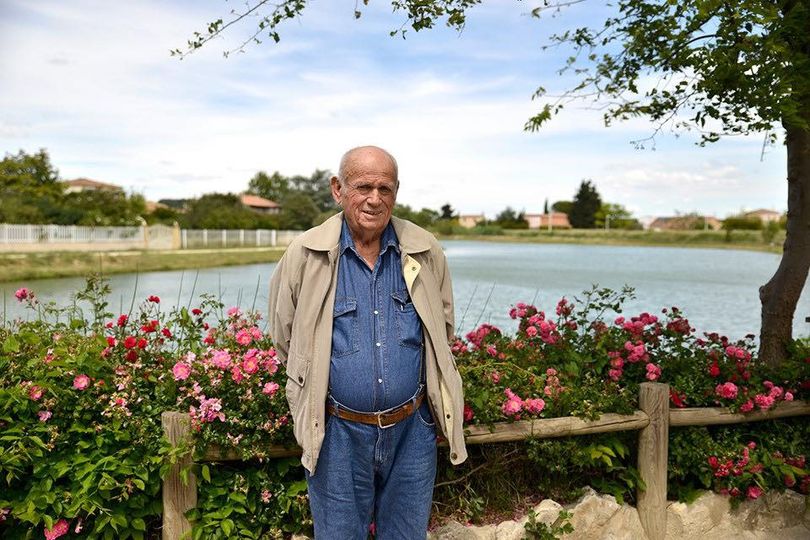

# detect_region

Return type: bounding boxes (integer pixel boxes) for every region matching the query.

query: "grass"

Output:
[0,247,286,283]
[438,228,785,254]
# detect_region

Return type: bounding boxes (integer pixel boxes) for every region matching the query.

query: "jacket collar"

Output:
[302,212,432,255]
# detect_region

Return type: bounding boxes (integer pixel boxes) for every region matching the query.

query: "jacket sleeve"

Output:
[436,246,455,342]
[268,250,298,366]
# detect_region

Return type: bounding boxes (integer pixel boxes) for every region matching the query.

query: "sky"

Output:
[0,0,790,220]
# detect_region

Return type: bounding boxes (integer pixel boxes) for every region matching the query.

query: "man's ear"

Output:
[330,176,342,205]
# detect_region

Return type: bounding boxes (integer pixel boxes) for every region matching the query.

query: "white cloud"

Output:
[0,0,790,221]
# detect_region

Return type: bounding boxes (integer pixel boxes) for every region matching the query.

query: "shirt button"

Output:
[376,342,381,347]
[373,310,379,315]
[377,378,383,384]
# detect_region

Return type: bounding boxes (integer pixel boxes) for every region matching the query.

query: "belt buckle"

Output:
[376,411,397,429]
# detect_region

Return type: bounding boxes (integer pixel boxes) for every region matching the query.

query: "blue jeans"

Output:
[306,394,438,539]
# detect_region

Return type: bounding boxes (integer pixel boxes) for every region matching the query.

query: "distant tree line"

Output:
[0,150,146,226]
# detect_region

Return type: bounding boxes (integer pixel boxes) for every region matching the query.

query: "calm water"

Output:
[2,241,808,340]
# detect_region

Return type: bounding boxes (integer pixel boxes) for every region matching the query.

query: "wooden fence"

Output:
[161,383,810,540]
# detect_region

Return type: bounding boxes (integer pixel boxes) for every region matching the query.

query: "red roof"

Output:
[240,194,280,208]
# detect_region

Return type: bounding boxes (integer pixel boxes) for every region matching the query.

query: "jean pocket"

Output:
[392,289,422,350]
[416,402,436,428]
[332,297,359,357]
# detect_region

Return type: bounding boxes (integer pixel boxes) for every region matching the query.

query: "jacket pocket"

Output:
[392,289,422,350]
[331,297,359,357]
[284,355,310,416]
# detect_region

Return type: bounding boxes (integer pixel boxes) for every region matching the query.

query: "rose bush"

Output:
[1,279,807,537]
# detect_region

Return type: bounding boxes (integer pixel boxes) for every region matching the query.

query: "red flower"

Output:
[191,308,202,316]
[137,338,148,349]
[106,336,116,347]
[147,295,160,303]
[125,349,138,362]
[161,327,172,338]
[123,336,137,349]
[669,390,686,408]
[117,314,128,327]
[709,361,720,377]
[463,404,474,422]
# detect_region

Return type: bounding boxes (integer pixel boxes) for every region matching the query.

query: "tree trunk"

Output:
[759,114,810,367]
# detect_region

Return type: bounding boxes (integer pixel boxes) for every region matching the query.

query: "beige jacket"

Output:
[268,212,468,473]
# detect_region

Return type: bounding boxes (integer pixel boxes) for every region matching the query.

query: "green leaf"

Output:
[2,335,20,353]
[132,517,146,531]
[201,465,211,483]
[286,479,307,496]
[221,518,234,536]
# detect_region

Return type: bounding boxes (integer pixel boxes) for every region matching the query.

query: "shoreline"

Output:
[0,230,783,283]
[436,230,783,254]
[0,247,286,283]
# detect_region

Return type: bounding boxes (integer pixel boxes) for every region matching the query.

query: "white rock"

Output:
[601,505,648,540]
[732,490,807,531]
[428,520,497,540]
[531,499,565,527]
[568,492,621,539]
[666,491,730,538]
[494,517,529,540]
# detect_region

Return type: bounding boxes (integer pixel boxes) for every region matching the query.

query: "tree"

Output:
[247,171,289,203]
[279,191,320,230]
[288,169,336,213]
[182,193,258,229]
[551,200,573,216]
[439,203,456,220]
[0,149,63,223]
[180,1,810,364]
[570,180,602,229]
[595,203,639,230]
[543,198,549,215]
[494,206,528,229]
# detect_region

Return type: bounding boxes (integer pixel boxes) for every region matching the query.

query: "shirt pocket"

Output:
[391,289,422,350]
[332,296,359,357]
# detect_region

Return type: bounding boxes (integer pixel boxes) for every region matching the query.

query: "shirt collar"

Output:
[340,218,400,256]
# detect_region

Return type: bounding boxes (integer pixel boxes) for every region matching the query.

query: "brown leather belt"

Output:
[327,390,425,429]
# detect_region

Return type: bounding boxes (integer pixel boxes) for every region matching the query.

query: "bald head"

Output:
[338,146,399,185]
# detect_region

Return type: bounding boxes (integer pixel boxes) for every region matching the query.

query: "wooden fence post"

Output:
[162,412,196,540]
[637,382,669,540]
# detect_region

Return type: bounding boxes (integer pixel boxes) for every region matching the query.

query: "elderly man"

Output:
[268,146,467,539]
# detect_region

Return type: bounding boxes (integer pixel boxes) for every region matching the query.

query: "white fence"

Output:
[0,223,145,245]
[180,229,302,249]
[0,223,302,252]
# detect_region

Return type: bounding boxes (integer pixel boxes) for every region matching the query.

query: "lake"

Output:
[2,241,809,340]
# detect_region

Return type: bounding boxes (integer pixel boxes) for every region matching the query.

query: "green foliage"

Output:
[288,169,336,214]
[494,207,529,229]
[440,203,456,220]
[181,193,271,230]
[595,203,639,230]
[551,201,573,216]
[569,180,602,229]
[523,509,574,540]
[279,191,321,230]
[247,171,289,204]
[723,216,763,231]
[393,204,440,228]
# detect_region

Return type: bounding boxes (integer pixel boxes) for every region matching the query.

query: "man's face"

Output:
[331,149,398,240]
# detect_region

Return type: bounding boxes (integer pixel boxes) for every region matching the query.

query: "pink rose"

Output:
[463,404,474,422]
[746,486,763,499]
[73,374,91,390]
[38,410,52,422]
[235,329,253,346]
[262,382,279,396]
[784,392,794,401]
[44,519,69,540]
[14,288,30,302]
[172,362,191,381]
[754,394,775,410]
[739,400,754,412]
[715,382,738,400]
[242,356,259,374]
[526,326,538,337]
[28,385,44,401]
[645,363,662,381]
[524,398,545,414]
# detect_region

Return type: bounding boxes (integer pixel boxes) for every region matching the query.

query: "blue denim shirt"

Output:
[329,219,424,412]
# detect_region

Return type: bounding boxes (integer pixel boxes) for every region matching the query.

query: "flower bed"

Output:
[1,279,808,538]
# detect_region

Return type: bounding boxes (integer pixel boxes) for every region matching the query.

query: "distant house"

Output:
[525,212,572,230]
[649,215,721,231]
[64,178,123,194]
[743,209,782,224]
[240,194,281,215]
[458,214,485,228]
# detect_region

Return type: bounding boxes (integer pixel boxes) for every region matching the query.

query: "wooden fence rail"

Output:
[161,384,810,540]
